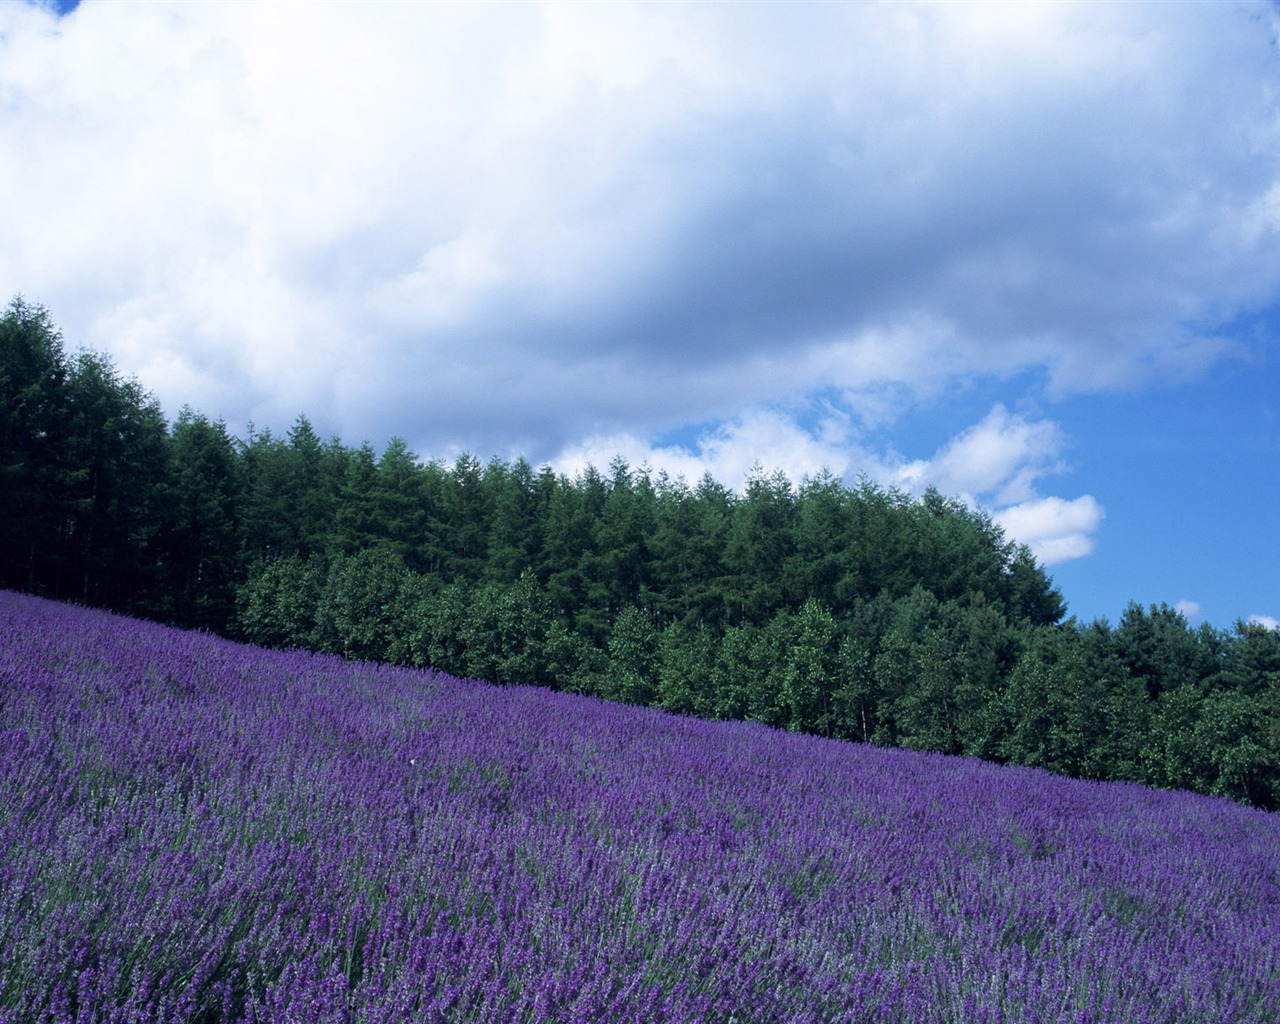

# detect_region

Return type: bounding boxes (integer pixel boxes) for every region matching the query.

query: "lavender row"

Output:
[1,589,1277,1023]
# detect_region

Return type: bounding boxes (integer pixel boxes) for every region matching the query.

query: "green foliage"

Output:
[776,599,842,736]
[314,548,411,661]
[602,605,660,706]
[485,458,547,584]
[459,570,554,686]
[1218,619,1280,697]
[0,300,170,610]
[831,631,879,745]
[657,621,718,717]
[166,408,240,629]
[1003,544,1068,627]
[707,625,763,722]
[0,299,67,595]
[1194,688,1277,807]
[333,441,382,555]
[403,579,470,675]
[543,619,607,696]
[993,627,1104,776]
[724,467,797,624]
[6,295,1279,810]
[1114,602,1217,698]
[1143,684,1213,794]
[883,600,983,758]
[237,426,293,563]
[374,438,429,566]
[284,415,334,559]
[1138,672,1277,808]
[235,555,323,650]
[63,350,171,611]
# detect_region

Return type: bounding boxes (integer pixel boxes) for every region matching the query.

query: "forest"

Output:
[3,296,1278,809]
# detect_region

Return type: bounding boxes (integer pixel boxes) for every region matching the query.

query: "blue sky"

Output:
[1,1,1277,630]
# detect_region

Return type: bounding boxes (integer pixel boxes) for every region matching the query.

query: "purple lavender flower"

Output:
[1,589,1277,1022]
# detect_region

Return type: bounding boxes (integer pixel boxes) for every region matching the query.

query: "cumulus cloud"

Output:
[554,399,1105,567]
[1175,599,1203,622]
[2,1,1279,457]
[894,406,1066,506]
[887,405,1104,565]
[554,407,869,492]
[1248,614,1280,631]
[992,496,1106,566]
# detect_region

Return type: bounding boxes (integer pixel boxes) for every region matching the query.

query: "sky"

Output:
[2,1,1278,630]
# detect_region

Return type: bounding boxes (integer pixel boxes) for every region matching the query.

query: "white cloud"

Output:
[1,2,1278,453]
[555,401,1104,570]
[373,230,508,331]
[885,405,1104,565]
[1248,614,1280,632]
[894,405,1065,505]
[553,407,868,492]
[0,0,1276,617]
[1175,599,1202,622]
[993,496,1106,566]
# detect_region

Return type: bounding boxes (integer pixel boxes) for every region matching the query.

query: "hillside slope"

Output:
[1,590,1278,1023]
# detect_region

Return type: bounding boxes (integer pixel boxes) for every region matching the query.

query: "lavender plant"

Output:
[1,590,1277,1023]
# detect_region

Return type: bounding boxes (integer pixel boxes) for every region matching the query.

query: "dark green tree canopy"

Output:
[4,296,1277,811]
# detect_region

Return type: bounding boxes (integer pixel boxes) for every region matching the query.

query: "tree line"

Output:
[3,297,1278,808]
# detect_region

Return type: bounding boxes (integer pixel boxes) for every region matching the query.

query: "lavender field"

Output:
[1,591,1277,1023]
